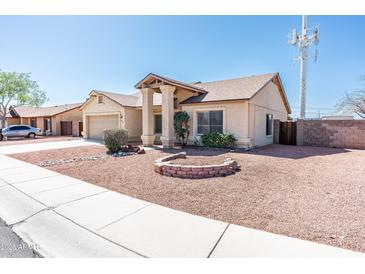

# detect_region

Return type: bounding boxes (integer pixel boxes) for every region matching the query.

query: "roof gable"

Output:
[80,90,162,109]
[135,73,207,94]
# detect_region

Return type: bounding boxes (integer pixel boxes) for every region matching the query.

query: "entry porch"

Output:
[135,73,207,148]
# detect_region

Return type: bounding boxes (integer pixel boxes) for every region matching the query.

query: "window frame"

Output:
[195,108,225,136]
[97,95,104,104]
[154,114,162,134]
[266,113,273,136]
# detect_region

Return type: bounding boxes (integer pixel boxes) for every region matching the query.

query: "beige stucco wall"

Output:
[181,81,288,148]
[6,117,21,126]
[123,107,142,141]
[249,81,288,147]
[182,101,249,147]
[36,117,44,131]
[20,117,29,125]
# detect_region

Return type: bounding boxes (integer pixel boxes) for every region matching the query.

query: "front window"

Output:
[30,118,37,128]
[154,114,162,134]
[197,110,223,134]
[266,114,273,136]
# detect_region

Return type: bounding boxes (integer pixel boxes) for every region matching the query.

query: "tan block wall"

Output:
[297,120,365,149]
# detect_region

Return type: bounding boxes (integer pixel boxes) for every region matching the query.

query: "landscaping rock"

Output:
[40,155,106,167]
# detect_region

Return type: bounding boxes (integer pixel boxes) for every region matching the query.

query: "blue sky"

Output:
[0,16,364,116]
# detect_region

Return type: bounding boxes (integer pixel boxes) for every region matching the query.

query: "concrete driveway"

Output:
[0,154,363,257]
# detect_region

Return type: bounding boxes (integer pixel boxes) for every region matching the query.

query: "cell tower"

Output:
[289,15,320,119]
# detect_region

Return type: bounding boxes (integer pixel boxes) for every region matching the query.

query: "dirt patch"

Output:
[0,136,80,146]
[10,144,365,254]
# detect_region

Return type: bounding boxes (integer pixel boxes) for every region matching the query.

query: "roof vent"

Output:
[190,81,202,84]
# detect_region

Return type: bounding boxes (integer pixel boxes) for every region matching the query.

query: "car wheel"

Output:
[28,133,36,139]
[0,134,3,141]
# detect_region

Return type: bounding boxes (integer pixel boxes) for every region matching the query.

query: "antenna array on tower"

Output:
[288,16,320,119]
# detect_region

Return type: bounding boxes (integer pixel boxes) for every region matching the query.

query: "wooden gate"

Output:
[60,121,72,136]
[279,121,297,145]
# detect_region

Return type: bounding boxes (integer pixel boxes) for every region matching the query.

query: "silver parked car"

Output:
[0,125,42,141]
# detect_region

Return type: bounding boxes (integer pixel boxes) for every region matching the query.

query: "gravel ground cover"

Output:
[10,144,365,253]
[0,136,79,146]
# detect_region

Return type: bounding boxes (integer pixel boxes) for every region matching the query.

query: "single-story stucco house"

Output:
[80,72,291,148]
[6,103,83,136]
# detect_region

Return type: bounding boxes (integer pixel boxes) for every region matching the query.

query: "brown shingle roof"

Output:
[10,103,82,118]
[84,72,290,113]
[181,73,277,104]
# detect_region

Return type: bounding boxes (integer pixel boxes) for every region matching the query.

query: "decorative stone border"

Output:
[154,152,240,179]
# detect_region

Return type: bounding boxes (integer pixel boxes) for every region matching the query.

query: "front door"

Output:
[60,121,73,136]
[44,118,49,131]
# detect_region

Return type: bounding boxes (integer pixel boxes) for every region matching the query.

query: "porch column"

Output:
[160,85,176,148]
[82,114,87,138]
[141,87,155,146]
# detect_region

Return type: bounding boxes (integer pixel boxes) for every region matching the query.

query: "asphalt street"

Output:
[0,218,40,258]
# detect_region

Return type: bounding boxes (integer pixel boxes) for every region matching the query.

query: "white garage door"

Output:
[88,115,119,140]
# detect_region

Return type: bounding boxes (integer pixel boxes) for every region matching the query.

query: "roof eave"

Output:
[134,73,207,94]
[180,98,250,105]
[272,73,292,114]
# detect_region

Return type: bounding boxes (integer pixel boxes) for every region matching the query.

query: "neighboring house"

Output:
[81,72,291,148]
[6,103,83,136]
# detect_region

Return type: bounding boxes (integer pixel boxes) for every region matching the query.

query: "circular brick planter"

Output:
[154,152,240,179]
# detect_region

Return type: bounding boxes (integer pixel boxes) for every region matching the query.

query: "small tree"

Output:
[174,111,190,146]
[336,78,365,118]
[0,71,47,128]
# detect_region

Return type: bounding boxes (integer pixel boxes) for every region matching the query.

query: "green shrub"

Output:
[103,128,128,153]
[174,111,190,146]
[200,132,236,148]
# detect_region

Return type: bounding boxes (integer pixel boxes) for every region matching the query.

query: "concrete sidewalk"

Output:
[0,139,101,155]
[0,155,363,257]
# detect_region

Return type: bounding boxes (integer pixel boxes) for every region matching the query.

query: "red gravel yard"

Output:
[0,136,80,146]
[10,144,365,253]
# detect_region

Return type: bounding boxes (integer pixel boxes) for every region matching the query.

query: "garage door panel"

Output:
[88,115,119,140]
